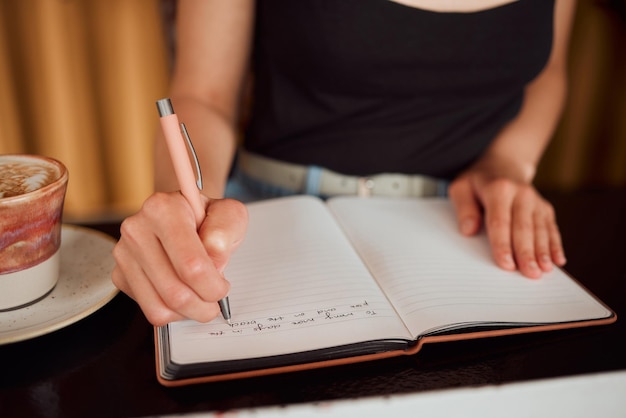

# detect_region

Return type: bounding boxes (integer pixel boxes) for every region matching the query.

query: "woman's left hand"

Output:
[448,166,567,278]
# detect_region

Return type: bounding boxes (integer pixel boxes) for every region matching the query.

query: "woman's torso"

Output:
[245,0,554,179]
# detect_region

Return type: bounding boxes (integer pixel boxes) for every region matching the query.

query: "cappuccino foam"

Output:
[0,158,60,198]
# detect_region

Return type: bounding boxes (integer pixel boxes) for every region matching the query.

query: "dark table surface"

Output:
[1,188,625,418]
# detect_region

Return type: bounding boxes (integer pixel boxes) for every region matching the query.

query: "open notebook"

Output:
[155,196,615,386]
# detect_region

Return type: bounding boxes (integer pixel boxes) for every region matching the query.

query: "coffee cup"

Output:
[0,154,69,311]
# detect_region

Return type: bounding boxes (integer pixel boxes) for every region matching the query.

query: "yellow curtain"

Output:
[0,0,168,221]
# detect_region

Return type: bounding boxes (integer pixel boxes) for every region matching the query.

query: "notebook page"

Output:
[167,196,412,365]
[327,197,611,338]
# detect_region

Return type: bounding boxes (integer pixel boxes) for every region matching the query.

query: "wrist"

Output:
[470,151,537,185]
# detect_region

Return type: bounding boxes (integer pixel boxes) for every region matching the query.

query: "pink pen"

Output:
[156,98,232,323]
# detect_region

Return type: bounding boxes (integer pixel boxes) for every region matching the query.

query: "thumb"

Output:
[198,198,249,273]
[448,177,483,236]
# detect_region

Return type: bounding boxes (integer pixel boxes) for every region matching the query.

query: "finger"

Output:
[112,260,186,326]
[113,238,190,325]
[117,215,221,323]
[510,192,542,279]
[144,194,231,303]
[533,210,553,273]
[448,177,482,236]
[135,231,222,323]
[200,198,249,273]
[482,181,516,271]
[545,206,567,266]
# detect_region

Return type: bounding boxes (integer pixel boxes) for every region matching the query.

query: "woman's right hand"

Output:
[112,192,248,326]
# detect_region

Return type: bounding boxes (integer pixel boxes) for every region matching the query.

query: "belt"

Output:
[237,150,442,198]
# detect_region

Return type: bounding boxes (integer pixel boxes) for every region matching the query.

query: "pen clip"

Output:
[180,123,203,191]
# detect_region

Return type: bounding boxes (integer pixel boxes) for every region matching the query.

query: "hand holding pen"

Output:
[110,98,247,326]
[156,98,233,323]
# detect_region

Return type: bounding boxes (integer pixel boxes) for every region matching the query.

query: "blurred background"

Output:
[0,0,624,222]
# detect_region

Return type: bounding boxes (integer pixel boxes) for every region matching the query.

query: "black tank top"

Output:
[245,0,554,179]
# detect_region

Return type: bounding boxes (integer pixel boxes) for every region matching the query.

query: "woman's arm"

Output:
[113,0,254,325]
[448,0,577,278]
[155,0,255,197]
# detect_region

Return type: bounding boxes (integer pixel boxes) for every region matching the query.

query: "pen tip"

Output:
[226,319,232,325]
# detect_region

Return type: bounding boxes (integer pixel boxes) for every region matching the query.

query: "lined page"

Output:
[167,196,411,365]
[327,197,612,338]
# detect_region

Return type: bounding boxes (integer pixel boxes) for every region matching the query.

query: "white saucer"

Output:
[0,224,119,344]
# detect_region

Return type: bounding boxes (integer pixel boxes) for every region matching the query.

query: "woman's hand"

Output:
[443,0,575,278]
[112,192,248,326]
[448,164,566,279]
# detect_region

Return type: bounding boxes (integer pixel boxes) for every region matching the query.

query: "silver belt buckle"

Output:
[357,177,375,197]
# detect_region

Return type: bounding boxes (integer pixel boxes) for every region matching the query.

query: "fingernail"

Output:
[461,219,475,235]
[540,254,552,268]
[540,255,553,272]
[502,254,515,269]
